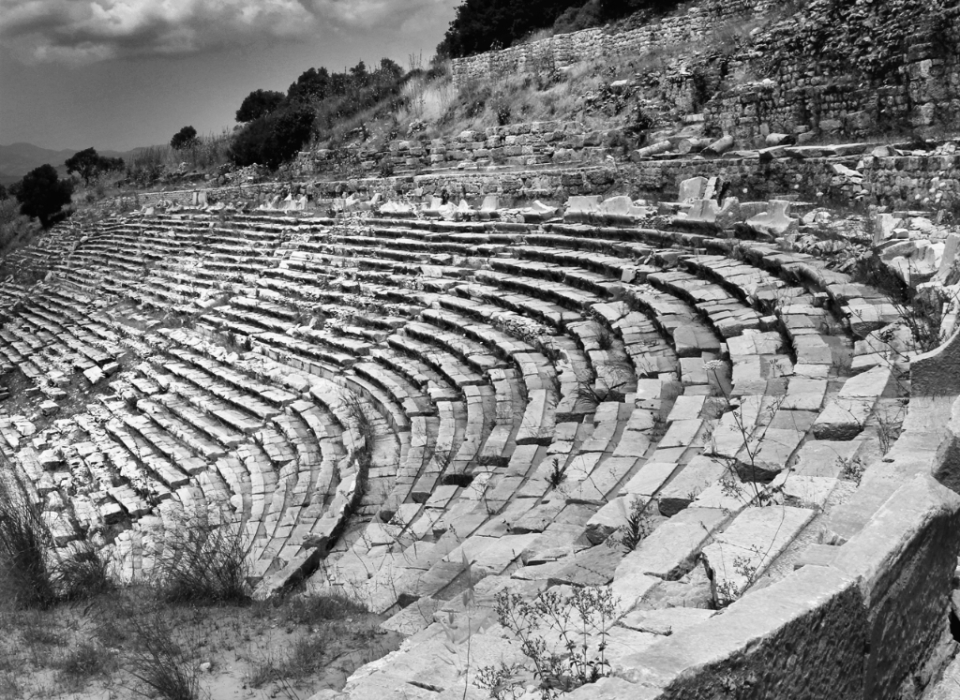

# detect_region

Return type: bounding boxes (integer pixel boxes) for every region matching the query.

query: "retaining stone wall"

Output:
[449,0,775,85]
[122,149,960,214]
[704,26,960,145]
[295,120,624,177]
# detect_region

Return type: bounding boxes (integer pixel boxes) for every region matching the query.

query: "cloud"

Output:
[0,0,453,65]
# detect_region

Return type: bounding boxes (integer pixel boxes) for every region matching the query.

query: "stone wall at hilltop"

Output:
[705,21,960,145]
[450,0,775,86]
[449,0,960,147]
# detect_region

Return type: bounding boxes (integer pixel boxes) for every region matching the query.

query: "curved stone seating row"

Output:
[319,214,903,696]
[0,206,912,675]
[0,274,387,590]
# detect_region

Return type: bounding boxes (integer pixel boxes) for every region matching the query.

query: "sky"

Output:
[0,0,460,151]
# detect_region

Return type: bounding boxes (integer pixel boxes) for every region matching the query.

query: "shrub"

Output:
[54,545,115,602]
[57,640,118,687]
[0,496,57,609]
[156,521,249,605]
[229,105,316,170]
[478,586,618,697]
[126,612,202,700]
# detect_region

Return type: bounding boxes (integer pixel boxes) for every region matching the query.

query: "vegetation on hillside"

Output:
[436,0,681,58]
[228,59,408,169]
[0,480,399,699]
[64,148,125,187]
[12,164,73,228]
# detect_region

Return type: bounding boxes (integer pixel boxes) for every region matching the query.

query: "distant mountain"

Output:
[0,142,148,186]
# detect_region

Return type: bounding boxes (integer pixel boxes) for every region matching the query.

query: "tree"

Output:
[0,183,6,201]
[170,126,200,152]
[288,67,331,103]
[236,89,286,123]
[64,148,124,186]
[228,105,315,170]
[15,165,73,228]
[436,0,583,58]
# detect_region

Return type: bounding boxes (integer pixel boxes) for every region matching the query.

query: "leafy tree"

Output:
[436,0,681,57]
[231,56,407,171]
[235,89,286,123]
[15,165,73,228]
[170,126,200,152]
[436,0,582,58]
[0,183,6,201]
[228,105,316,170]
[287,67,331,103]
[64,148,124,186]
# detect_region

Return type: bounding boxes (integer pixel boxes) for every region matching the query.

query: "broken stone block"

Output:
[746,200,799,238]
[38,448,62,469]
[657,456,727,516]
[563,195,603,223]
[40,400,60,416]
[704,135,735,155]
[618,606,715,635]
[678,176,708,203]
[701,505,815,606]
[618,507,727,580]
[813,398,874,440]
[83,366,104,385]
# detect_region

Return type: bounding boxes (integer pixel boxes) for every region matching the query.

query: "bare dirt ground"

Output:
[0,587,402,700]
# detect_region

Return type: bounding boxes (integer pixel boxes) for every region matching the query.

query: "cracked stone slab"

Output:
[701,505,816,607]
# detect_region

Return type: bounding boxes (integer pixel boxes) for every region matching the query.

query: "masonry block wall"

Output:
[449,0,775,86]
[450,1,960,148]
[705,26,960,145]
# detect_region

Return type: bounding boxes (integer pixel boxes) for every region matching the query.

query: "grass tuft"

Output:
[56,640,118,687]
[0,495,57,610]
[276,592,368,627]
[157,522,250,605]
[126,612,202,700]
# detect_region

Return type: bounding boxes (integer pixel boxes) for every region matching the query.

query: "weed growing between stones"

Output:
[839,455,867,486]
[547,457,567,489]
[711,545,763,608]
[706,365,787,508]
[613,497,654,552]
[476,586,618,699]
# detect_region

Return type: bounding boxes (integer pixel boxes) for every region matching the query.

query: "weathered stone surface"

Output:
[618,607,716,636]
[617,507,726,581]
[792,439,862,477]
[813,398,873,440]
[614,566,867,700]
[657,456,726,516]
[701,505,815,606]
[832,475,960,700]
[623,462,679,500]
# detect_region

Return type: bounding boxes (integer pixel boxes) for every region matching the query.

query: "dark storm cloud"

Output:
[0,0,450,64]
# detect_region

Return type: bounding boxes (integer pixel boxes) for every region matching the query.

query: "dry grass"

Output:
[0,583,401,700]
[156,520,250,605]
